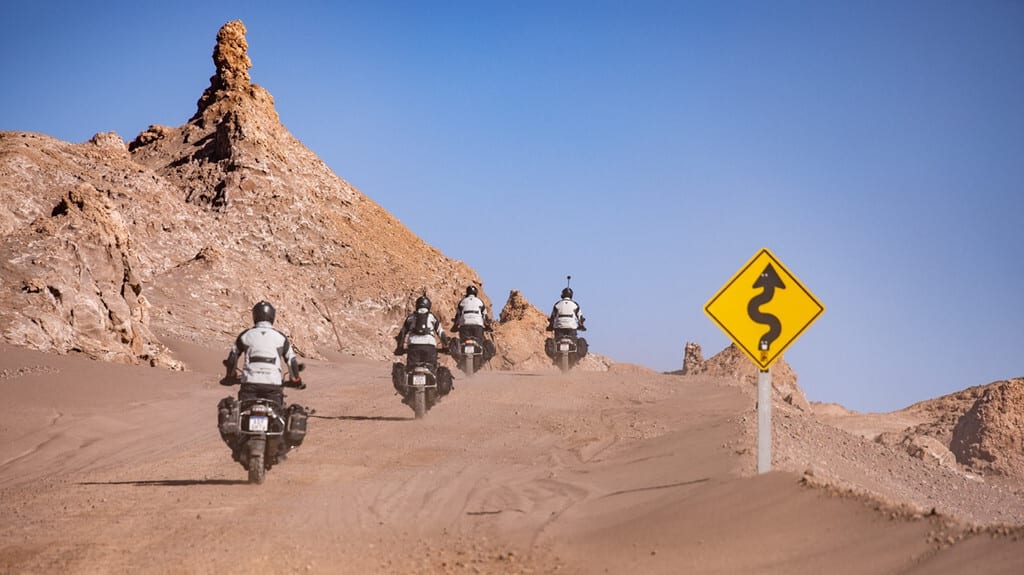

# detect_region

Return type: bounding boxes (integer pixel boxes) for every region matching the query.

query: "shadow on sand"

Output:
[79,478,249,487]
[310,414,410,422]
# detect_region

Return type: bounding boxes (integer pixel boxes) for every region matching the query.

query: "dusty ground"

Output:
[4,20,1022,575]
[1,341,1022,575]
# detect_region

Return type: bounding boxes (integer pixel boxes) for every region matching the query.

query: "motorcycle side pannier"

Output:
[437,367,453,396]
[217,396,240,440]
[285,405,308,447]
[392,362,407,394]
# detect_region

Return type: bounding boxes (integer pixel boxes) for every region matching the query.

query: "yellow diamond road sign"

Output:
[704,248,824,370]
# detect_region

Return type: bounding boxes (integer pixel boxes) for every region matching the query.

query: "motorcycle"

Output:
[218,370,310,484]
[391,360,453,419]
[554,335,577,373]
[545,332,588,373]
[449,331,497,376]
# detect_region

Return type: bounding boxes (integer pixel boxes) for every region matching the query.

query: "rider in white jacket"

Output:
[451,285,496,363]
[224,301,304,404]
[219,301,307,459]
[549,287,586,338]
[453,286,489,339]
[394,295,448,370]
[393,294,454,400]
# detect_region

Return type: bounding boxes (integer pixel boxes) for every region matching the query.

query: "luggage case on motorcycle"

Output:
[217,396,240,440]
[544,337,555,358]
[285,404,308,447]
[392,362,407,394]
[437,366,454,396]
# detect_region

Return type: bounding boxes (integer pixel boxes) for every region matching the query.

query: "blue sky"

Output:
[3,1,1022,412]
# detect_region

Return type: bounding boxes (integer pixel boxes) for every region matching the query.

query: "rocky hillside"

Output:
[882,377,1024,482]
[678,341,809,411]
[680,339,1024,485]
[0,21,485,366]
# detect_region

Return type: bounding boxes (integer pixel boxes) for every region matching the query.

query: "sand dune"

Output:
[1,343,1021,574]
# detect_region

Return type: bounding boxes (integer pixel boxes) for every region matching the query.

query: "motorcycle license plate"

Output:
[464,345,474,355]
[412,374,427,386]
[248,415,269,432]
[559,343,570,352]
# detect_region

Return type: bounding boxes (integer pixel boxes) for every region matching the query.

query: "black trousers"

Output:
[458,325,485,342]
[239,383,284,406]
[407,344,438,370]
[554,328,578,340]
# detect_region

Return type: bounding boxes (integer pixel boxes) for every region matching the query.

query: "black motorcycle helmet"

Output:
[561,287,573,299]
[252,300,276,324]
[415,295,431,310]
[466,286,478,297]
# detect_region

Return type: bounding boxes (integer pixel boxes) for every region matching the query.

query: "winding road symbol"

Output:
[703,248,824,370]
[747,263,785,352]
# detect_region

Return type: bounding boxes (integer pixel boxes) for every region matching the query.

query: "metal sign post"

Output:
[758,368,771,473]
[704,248,824,474]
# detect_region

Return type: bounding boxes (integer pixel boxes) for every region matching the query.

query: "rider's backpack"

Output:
[412,311,431,336]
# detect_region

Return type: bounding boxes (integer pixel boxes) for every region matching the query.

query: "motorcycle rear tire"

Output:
[248,455,266,484]
[559,353,570,373]
[413,388,427,419]
[462,355,475,377]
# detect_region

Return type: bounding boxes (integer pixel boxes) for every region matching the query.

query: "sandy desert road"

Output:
[1,342,1022,574]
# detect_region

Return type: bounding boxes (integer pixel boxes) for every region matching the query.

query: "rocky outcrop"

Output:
[682,342,809,411]
[682,341,703,374]
[1,20,483,366]
[950,378,1024,478]
[491,290,555,371]
[0,132,184,368]
[196,20,253,108]
[491,290,610,372]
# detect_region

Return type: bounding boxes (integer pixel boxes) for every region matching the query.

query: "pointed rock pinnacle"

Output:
[194,20,254,118]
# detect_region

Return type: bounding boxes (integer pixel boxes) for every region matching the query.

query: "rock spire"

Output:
[193,20,262,121]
